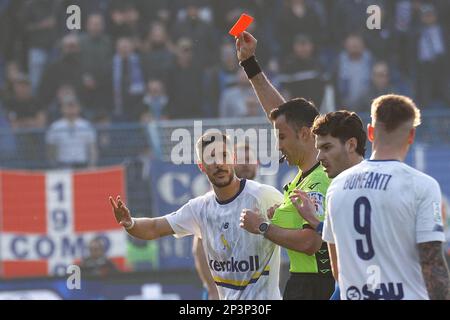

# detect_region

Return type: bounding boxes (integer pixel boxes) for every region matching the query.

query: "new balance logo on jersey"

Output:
[209,256,260,273]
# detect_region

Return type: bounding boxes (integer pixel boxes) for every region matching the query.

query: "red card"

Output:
[229,14,254,37]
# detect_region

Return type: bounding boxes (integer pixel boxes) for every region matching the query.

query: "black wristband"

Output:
[240,56,262,79]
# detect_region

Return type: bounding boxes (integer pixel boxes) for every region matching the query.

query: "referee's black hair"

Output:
[269,98,320,131]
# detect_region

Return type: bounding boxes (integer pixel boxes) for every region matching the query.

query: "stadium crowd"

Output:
[0,0,449,127]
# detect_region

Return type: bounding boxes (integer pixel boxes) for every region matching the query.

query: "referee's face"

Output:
[201,142,235,188]
[274,115,304,166]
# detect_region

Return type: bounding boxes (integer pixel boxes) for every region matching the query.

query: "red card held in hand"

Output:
[229,14,254,37]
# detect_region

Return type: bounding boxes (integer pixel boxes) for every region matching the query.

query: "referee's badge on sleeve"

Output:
[307,192,325,217]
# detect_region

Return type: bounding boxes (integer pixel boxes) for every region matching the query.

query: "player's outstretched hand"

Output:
[109,195,133,228]
[267,204,281,220]
[235,31,257,62]
[240,208,265,234]
[289,190,320,229]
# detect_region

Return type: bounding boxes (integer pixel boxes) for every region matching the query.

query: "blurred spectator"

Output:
[46,95,97,169]
[138,79,169,122]
[80,237,118,277]
[393,0,423,75]
[46,84,77,123]
[335,33,374,110]
[133,0,171,28]
[363,6,396,63]
[141,22,175,80]
[56,1,109,31]
[79,13,113,119]
[4,73,45,129]
[108,1,141,43]
[276,0,324,59]
[112,37,145,121]
[415,4,448,108]
[38,34,84,108]
[166,38,205,119]
[358,61,404,113]
[203,41,240,117]
[20,0,58,93]
[330,0,386,48]
[0,1,25,67]
[80,13,112,76]
[171,0,218,66]
[219,69,256,118]
[278,34,325,108]
[1,60,23,102]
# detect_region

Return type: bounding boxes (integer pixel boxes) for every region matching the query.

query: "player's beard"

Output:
[209,169,234,188]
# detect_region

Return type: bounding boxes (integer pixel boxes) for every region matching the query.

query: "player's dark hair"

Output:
[312,110,367,157]
[269,98,319,131]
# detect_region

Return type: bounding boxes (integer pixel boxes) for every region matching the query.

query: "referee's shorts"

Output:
[283,273,335,300]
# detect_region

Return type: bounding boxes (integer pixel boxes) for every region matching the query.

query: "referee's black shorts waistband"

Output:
[289,272,335,278]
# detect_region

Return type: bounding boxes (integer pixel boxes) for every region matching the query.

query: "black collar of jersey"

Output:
[367,159,401,162]
[283,162,321,192]
[215,178,246,205]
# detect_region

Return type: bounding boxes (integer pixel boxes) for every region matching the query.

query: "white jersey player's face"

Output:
[200,142,235,188]
[315,134,353,178]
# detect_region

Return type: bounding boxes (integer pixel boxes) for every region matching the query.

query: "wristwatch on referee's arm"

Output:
[258,220,271,235]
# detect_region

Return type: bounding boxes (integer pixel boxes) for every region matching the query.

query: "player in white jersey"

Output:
[110,132,283,300]
[323,94,450,300]
[193,142,259,300]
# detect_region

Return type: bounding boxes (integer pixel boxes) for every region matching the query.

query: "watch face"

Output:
[259,222,269,233]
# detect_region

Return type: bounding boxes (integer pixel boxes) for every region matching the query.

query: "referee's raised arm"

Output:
[236,31,285,121]
[109,195,174,240]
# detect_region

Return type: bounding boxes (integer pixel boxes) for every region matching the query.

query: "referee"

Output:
[238,31,334,299]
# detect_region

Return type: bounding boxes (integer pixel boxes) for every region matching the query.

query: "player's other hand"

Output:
[267,204,281,220]
[236,31,257,62]
[240,208,264,234]
[289,190,320,229]
[109,195,133,228]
